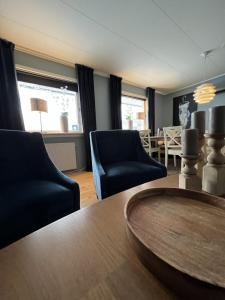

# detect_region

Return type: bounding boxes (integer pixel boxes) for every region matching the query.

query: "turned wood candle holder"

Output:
[179,154,202,191]
[196,135,206,178]
[202,133,225,196]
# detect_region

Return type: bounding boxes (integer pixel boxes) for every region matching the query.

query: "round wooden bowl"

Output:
[125,188,225,299]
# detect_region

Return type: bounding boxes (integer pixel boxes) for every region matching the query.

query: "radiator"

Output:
[45,142,77,171]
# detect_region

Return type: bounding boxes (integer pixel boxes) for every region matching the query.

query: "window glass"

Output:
[18,81,82,133]
[121,95,146,130]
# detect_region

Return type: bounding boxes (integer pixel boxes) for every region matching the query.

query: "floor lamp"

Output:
[137,112,145,130]
[30,98,48,132]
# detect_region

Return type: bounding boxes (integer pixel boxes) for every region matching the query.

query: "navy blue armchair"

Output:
[90,130,167,199]
[0,130,80,248]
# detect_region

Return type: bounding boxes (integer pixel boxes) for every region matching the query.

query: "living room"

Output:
[1,0,225,299]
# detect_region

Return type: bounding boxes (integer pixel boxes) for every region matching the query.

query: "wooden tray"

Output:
[125,188,225,299]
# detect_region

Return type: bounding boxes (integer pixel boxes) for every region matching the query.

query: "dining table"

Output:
[149,135,164,142]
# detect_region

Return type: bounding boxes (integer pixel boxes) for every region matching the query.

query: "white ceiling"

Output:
[0,0,225,94]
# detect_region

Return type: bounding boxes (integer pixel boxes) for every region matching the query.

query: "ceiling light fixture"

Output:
[194,43,225,104]
[193,50,216,104]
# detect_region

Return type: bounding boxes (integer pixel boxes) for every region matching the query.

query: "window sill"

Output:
[41,132,84,138]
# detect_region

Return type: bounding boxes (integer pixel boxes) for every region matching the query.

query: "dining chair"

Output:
[163,126,182,168]
[157,128,163,136]
[139,129,161,162]
[156,128,164,146]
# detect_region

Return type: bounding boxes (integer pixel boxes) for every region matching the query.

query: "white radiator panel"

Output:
[45,142,77,171]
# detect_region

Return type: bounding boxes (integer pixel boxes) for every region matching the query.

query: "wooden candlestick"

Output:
[196,135,206,178]
[191,111,205,136]
[181,129,199,156]
[207,134,225,165]
[208,106,225,135]
[202,133,225,196]
[179,154,202,191]
[191,111,206,178]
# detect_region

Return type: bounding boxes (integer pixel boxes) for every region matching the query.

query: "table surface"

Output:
[150,135,164,141]
[0,175,179,300]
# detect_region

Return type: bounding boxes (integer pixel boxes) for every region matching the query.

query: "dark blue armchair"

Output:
[90,130,167,199]
[0,130,80,248]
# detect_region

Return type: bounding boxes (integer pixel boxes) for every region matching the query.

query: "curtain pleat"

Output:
[0,38,24,130]
[146,87,155,135]
[76,64,97,171]
[110,75,122,129]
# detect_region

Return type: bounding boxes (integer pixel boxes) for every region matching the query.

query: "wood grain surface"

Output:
[125,188,225,298]
[0,175,179,300]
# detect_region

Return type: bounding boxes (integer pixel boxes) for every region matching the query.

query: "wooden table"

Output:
[150,135,164,142]
[0,176,179,300]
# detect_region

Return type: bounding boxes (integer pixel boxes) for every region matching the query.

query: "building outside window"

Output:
[17,72,82,133]
[121,95,147,130]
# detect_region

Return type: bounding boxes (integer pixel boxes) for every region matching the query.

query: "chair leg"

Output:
[165,151,168,168]
[158,150,161,162]
[181,157,185,172]
[173,155,177,167]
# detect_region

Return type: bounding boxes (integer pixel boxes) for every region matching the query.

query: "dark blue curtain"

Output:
[0,38,24,130]
[146,87,155,135]
[110,74,122,129]
[76,64,96,171]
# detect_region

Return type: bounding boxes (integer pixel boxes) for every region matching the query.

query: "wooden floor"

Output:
[65,171,98,208]
[65,163,180,208]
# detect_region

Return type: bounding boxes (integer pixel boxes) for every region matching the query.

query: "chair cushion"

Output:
[104,161,164,196]
[0,180,75,247]
[168,146,182,156]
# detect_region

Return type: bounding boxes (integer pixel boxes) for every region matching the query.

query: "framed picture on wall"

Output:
[173,93,197,128]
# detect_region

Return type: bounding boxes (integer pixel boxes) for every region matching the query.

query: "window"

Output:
[17,72,82,133]
[121,95,146,130]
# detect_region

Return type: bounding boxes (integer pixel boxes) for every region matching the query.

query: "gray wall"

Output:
[122,82,146,97]
[163,75,225,129]
[15,51,75,79]
[155,93,166,130]
[94,74,111,130]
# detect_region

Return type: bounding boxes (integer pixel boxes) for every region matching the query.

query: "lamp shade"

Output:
[193,83,216,104]
[137,112,145,120]
[30,98,48,113]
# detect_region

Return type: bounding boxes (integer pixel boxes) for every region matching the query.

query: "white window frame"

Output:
[121,92,148,130]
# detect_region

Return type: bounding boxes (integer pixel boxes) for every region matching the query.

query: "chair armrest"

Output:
[91,149,108,199]
[41,156,80,210]
[92,153,107,179]
[90,132,108,199]
[44,158,77,189]
[33,146,80,209]
[34,134,79,190]
[137,142,167,176]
